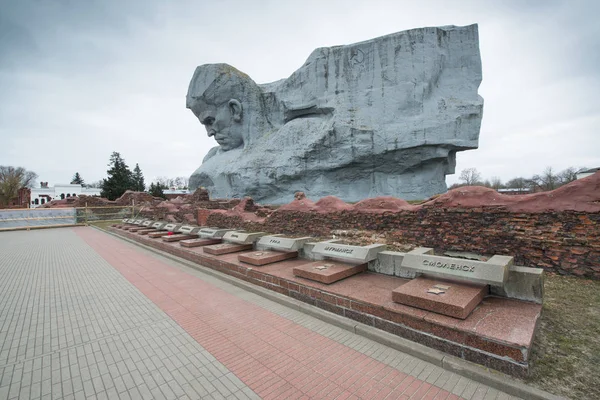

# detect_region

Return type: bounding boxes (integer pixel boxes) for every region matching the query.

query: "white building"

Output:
[30,183,101,208]
[576,167,600,180]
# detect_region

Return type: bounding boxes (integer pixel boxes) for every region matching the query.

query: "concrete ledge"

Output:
[97,226,563,400]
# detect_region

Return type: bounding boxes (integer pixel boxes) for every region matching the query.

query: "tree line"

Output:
[99,152,189,200]
[454,166,581,192]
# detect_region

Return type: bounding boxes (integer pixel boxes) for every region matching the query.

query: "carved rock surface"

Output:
[189,24,483,203]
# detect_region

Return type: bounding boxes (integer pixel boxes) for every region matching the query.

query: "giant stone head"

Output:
[186,64,266,151]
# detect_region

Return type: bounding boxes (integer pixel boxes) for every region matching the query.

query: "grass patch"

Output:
[527,273,600,399]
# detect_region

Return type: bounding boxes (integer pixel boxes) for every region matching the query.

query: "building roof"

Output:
[577,167,600,174]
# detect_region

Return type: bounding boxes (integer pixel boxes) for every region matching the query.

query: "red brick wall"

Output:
[204,206,600,279]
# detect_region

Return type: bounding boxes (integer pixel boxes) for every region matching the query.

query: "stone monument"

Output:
[187,24,483,203]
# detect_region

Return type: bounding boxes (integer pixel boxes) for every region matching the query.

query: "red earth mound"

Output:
[277,198,317,212]
[353,196,416,212]
[313,196,354,212]
[427,172,600,212]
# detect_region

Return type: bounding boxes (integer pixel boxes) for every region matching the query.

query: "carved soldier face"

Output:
[191,98,244,151]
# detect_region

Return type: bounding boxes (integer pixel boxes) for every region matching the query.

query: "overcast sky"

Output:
[1,0,598,190]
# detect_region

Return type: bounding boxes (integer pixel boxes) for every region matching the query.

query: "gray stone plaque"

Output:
[177,225,202,235]
[151,221,168,230]
[141,220,153,227]
[312,242,386,263]
[401,248,512,286]
[163,223,183,232]
[199,228,236,239]
[257,236,312,251]
[222,231,267,245]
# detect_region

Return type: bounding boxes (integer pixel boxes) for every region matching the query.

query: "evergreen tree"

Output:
[148,182,166,199]
[132,163,145,192]
[71,172,84,185]
[100,152,133,200]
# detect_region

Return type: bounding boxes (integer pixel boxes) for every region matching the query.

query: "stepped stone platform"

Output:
[109,227,542,377]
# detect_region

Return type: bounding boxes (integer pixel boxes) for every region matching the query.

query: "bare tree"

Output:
[558,167,578,185]
[490,176,503,190]
[506,177,527,190]
[459,168,482,186]
[0,166,38,206]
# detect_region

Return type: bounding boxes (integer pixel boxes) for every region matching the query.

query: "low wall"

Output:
[204,207,600,279]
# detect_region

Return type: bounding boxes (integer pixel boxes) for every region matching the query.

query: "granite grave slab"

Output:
[238,250,299,266]
[203,242,253,255]
[392,277,488,319]
[293,261,367,284]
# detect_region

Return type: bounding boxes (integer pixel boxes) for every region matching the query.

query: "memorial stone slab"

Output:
[162,233,199,242]
[222,231,267,245]
[180,238,222,248]
[293,261,367,284]
[148,223,183,238]
[238,250,298,266]
[401,248,512,286]
[203,242,253,255]
[141,220,153,227]
[151,222,169,230]
[199,228,237,239]
[177,225,202,235]
[312,242,386,263]
[392,277,487,319]
[163,223,182,232]
[257,236,312,252]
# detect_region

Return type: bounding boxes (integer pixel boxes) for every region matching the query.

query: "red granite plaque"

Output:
[238,250,298,266]
[162,234,198,242]
[203,243,253,255]
[148,231,172,238]
[293,261,367,284]
[180,238,222,248]
[137,229,158,235]
[392,277,488,319]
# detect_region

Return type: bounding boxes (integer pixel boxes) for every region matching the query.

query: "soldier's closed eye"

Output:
[201,117,215,125]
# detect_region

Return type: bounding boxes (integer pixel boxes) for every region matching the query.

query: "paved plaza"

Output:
[0,227,521,399]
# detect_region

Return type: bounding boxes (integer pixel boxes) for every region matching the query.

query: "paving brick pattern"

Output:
[0,229,255,400]
[0,227,521,399]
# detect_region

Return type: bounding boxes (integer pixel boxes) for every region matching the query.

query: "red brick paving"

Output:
[76,228,462,399]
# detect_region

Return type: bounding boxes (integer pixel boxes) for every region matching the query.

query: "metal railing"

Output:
[0,204,142,231]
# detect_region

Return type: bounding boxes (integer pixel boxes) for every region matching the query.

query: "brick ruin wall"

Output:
[205,207,600,280]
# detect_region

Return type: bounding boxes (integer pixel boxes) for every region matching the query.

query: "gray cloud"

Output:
[0,0,598,193]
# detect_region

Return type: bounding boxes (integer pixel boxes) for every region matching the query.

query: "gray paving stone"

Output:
[0,228,522,400]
